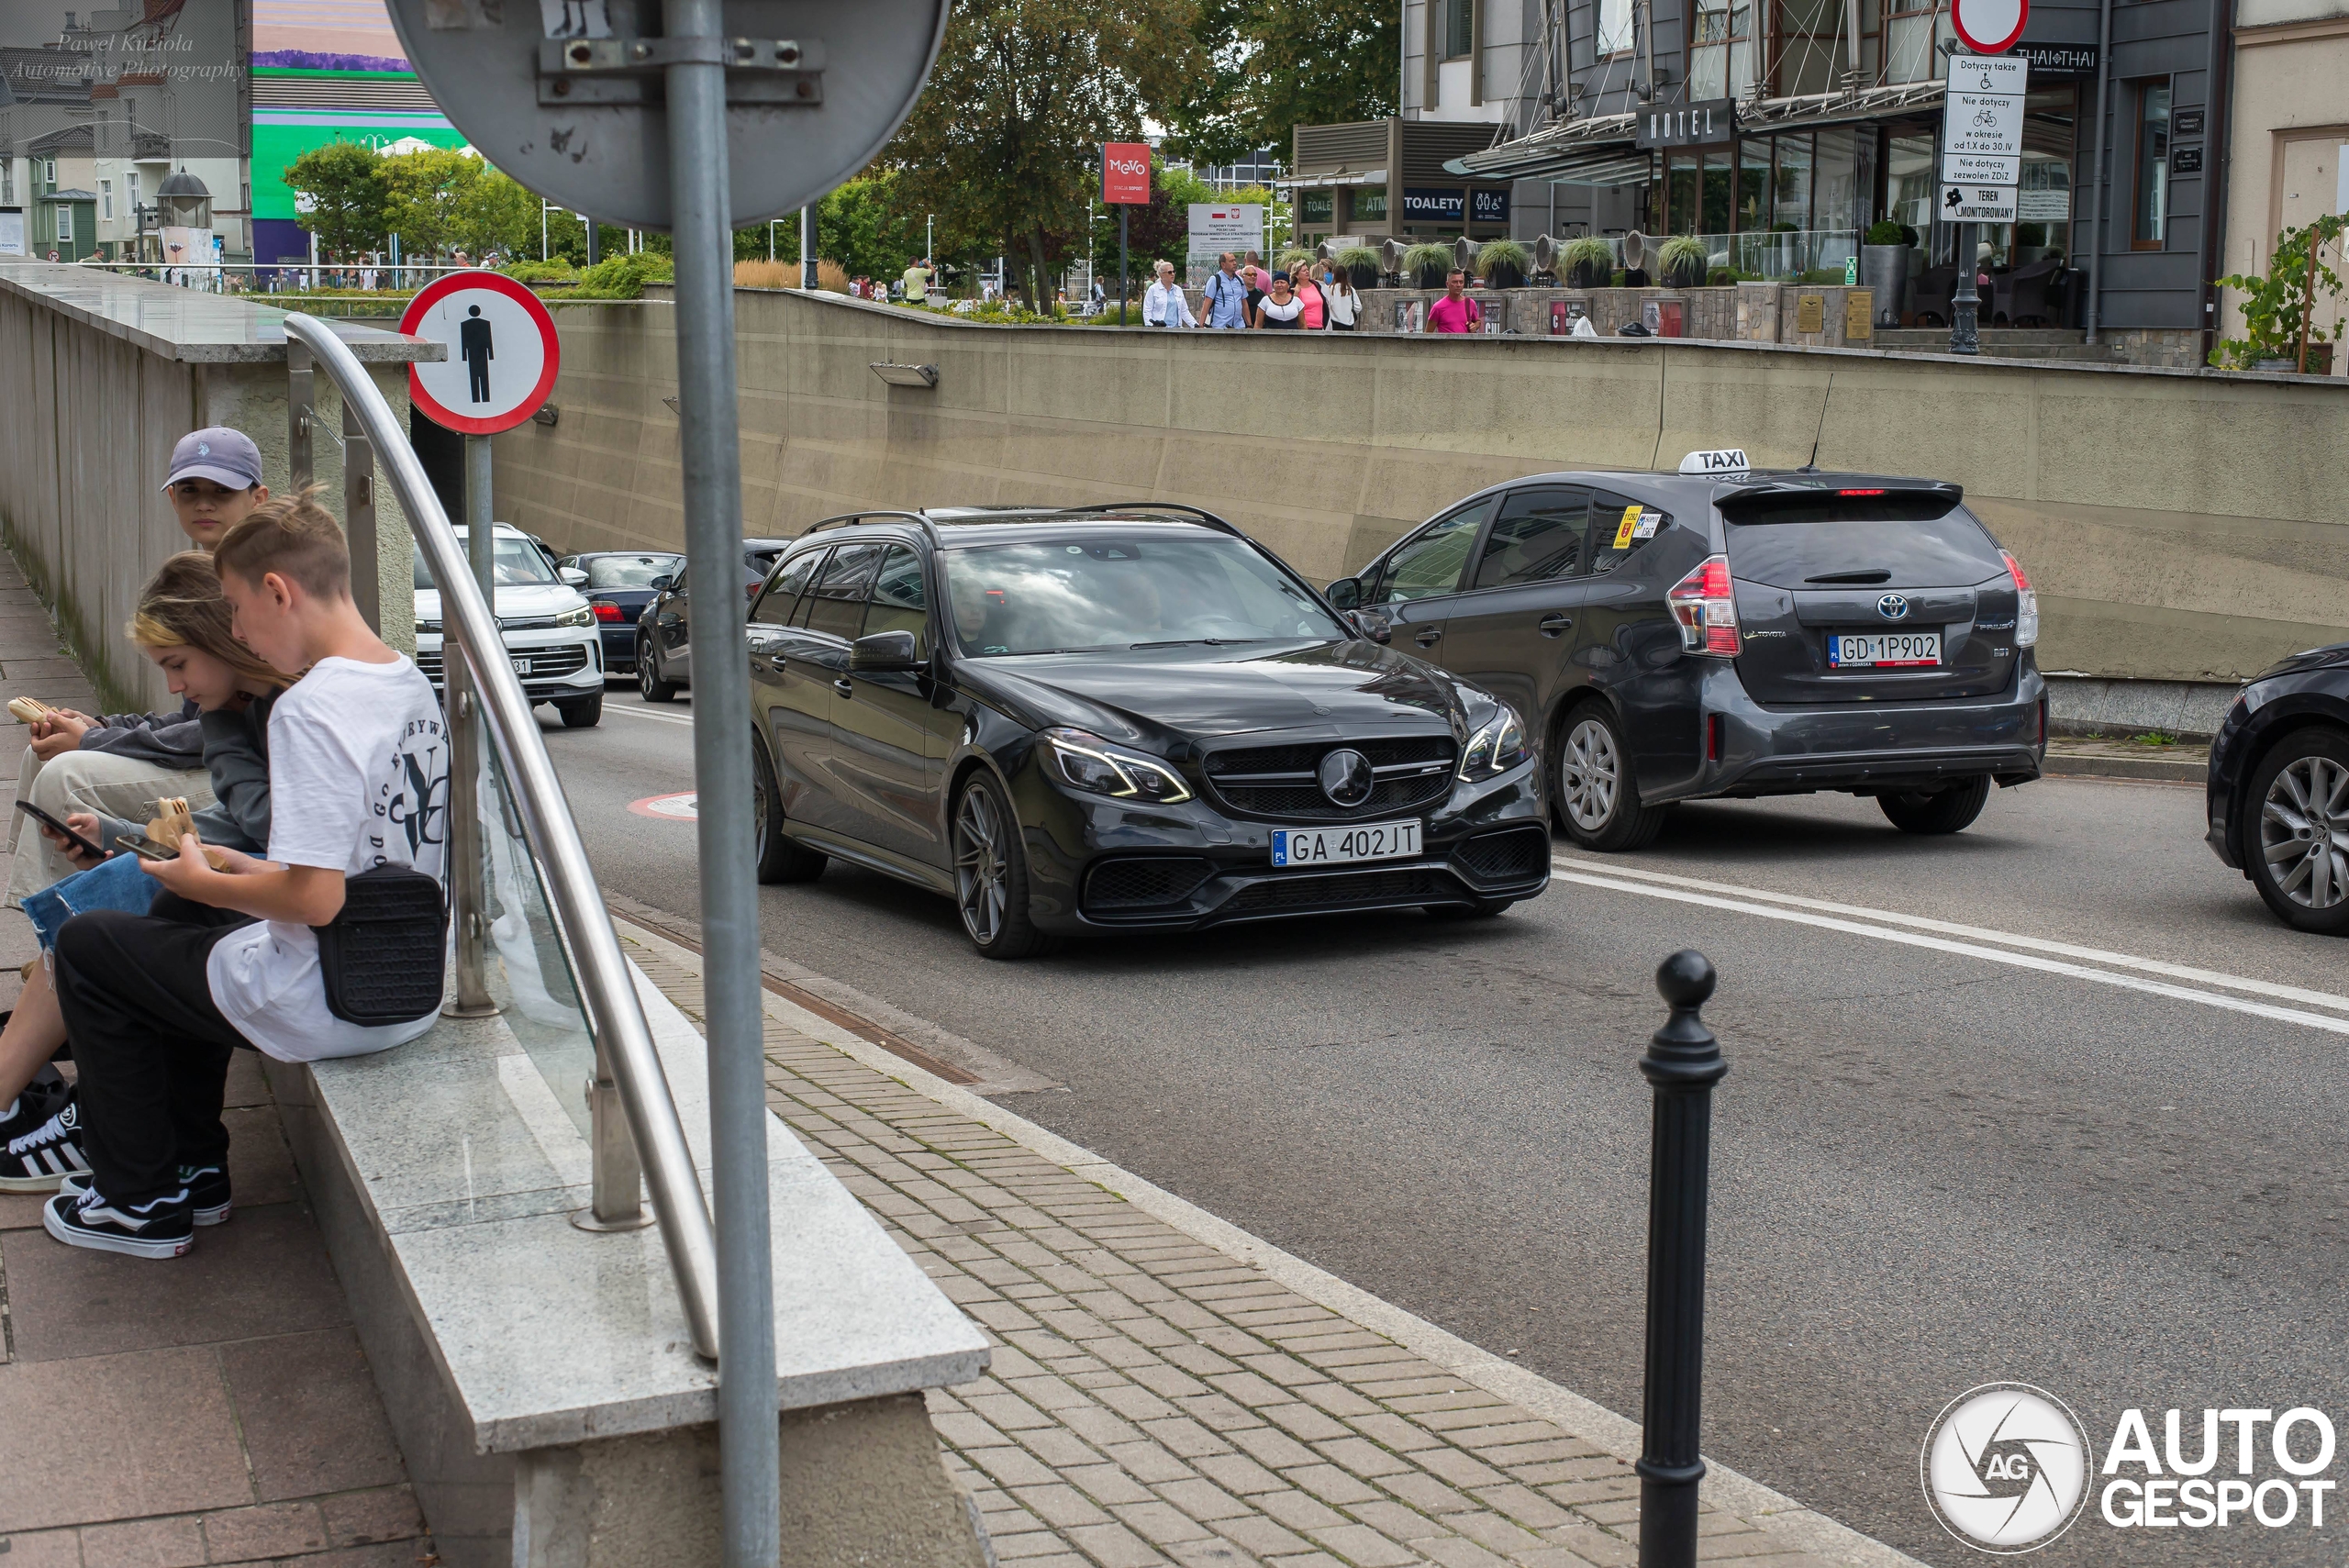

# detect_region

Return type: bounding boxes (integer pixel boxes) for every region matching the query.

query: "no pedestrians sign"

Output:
[399,271,562,436]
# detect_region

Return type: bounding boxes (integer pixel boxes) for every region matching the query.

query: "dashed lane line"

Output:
[602,702,696,727]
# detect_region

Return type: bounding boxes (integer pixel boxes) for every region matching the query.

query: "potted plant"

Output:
[1658,235,1709,290]
[1276,248,1316,279]
[1403,243,1454,289]
[1476,238,1532,291]
[1563,236,1614,289]
[1337,245,1384,292]
[2210,214,2347,373]
[1861,219,1909,328]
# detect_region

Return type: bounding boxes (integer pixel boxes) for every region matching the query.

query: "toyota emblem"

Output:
[1317,748,1375,807]
[1877,593,1911,621]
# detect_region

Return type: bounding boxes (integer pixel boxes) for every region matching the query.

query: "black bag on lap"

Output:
[313,868,448,1026]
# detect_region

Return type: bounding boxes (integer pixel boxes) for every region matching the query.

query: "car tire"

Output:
[555,690,603,728]
[2242,727,2349,935]
[1553,702,1669,851]
[639,640,678,703]
[1877,776,1991,835]
[951,771,1053,960]
[751,728,827,884]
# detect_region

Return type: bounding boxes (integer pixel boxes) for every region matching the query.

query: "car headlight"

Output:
[1458,706,1530,779]
[555,606,596,628]
[1039,727,1193,805]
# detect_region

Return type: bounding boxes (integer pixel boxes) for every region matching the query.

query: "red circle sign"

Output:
[1950,0,2028,56]
[398,271,562,436]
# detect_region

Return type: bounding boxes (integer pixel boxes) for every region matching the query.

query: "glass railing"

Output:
[1653,229,1861,282]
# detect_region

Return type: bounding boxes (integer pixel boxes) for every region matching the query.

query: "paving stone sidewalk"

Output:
[616,916,1909,1568]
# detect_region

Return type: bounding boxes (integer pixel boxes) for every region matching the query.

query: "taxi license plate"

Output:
[1827,631,1942,668]
[1272,820,1421,868]
[511,657,533,676]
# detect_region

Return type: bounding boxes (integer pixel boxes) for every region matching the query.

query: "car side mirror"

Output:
[649,573,673,592]
[559,566,588,587]
[1345,609,1392,645]
[1326,576,1363,610]
[850,628,921,672]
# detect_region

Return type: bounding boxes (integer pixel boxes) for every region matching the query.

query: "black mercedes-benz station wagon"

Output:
[1328,451,2046,851]
[743,506,1550,958]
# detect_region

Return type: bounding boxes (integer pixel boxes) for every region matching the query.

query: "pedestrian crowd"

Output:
[0,426,451,1260]
[1143,250,1362,331]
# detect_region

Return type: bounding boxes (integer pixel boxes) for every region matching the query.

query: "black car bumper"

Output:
[599,625,637,671]
[1666,664,2046,803]
[1016,762,1550,933]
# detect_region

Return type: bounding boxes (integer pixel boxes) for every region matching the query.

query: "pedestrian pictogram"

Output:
[398,271,562,435]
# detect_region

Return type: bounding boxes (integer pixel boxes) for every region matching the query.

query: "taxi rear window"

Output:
[1720,492,2004,590]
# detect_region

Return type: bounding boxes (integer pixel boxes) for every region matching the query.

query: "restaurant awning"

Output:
[1273,169,1390,190]
[1443,82,1950,183]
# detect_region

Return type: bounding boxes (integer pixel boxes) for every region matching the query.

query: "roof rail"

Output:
[802,509,937,541]
[1049,501,1246,539]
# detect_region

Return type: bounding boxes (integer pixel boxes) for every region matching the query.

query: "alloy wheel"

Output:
[751,740,770,861]
[1559,717,1620,831]
[637,649,656,699]
[953,786,1008,945]
[2261,753,2349,910]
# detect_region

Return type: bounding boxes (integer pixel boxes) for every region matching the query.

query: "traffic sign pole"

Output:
[662,2,780,1565]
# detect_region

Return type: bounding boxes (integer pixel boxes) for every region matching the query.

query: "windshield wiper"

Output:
[1804,569,1893,584]
[1130,638,1264,650]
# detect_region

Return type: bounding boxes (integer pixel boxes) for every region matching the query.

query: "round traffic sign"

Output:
[381,0,948,232]
[398,271,562,436]
[1951,0,2028,55]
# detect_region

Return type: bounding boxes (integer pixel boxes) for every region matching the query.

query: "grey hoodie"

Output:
[79,699,206,769]
[95,690,275,854]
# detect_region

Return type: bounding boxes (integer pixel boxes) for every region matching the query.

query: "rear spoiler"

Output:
[1713,475,1965,506]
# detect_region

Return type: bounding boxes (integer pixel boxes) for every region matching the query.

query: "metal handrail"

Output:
[280,312,722,1361]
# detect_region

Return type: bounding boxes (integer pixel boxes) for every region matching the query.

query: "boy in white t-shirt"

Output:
[40,495,450,1258]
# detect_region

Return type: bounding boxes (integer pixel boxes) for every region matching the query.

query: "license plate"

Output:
[511,658,533,676]
[1271,820,1422,868]
[1827,631,1942,668]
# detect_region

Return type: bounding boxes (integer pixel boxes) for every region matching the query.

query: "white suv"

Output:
[415,524,606,728]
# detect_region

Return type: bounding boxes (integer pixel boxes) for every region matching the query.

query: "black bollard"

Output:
[1636,950,1726,1568]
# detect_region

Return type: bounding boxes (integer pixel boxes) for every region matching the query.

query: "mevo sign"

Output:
[1103,142,1152,205]
[1636,99,1736,150]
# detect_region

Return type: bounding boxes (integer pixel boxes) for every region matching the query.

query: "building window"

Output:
[99,179,112,219]
[1446,0,1475,60]
[41,158,57,192]
[1885,0,1953,85]
[127,171,138,217]
[1598,0,1634,57]
[1300,190,1334,226]
[2131,80,2169,249]
[1690,0,1752,95]
[1,160,12,205]
[1353,186,1387,223]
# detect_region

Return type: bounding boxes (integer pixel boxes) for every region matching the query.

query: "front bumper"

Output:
[1014,760,1551,934]
[417,629,604,703]
[1669,662,2046,802]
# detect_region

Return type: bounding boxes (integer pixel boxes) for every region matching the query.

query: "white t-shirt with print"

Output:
[206,655,451,1063]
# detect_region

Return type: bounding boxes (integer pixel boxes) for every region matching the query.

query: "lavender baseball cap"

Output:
[162,427,263,492]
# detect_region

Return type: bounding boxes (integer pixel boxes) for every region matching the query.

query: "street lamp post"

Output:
[1635,951,1727,1568]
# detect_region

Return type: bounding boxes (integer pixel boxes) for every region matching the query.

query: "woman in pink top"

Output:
[1294,265,1327,328]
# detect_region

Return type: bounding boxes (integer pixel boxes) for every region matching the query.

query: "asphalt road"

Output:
[546,686,2349,1566]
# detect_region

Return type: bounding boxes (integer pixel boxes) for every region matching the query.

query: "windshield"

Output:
[417,536,560,590]
[582,553,680,589]
[940,535,1345,656]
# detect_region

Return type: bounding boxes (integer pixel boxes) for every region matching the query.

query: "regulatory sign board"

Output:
[1103,142,1151,206]
[1940,183,2020,224]
[399,271,561,435]
[1951,0,2029,55]
[1187,204,1264,255]
[1943,87,2024,159]
[1943,152,2021,185]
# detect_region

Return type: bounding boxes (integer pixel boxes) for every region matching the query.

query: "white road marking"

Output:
[603,702,696,727]
[1554,854,2349,1015]
[1549,865,2349,1038]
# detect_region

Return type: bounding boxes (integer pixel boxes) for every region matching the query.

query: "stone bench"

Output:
[263,961,992,1568]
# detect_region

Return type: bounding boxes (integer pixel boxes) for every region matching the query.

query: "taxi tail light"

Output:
[1667,555,1740,656]
[2000,550,2039,647]
[591,601,625,622]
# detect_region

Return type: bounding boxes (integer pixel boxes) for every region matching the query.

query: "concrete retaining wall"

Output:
[492,288,2349,687]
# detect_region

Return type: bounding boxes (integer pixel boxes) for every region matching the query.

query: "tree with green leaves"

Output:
[882,0,1200,306]
[284,139,394,259]
[1163,0,1397,169]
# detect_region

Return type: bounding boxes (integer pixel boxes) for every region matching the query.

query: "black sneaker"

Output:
[0,1088,86,1192]
[61,1162,229,1226]
[0,1075,66,1148]
[43,1183,194,1259]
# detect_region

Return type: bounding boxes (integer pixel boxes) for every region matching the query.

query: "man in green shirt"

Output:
[901,258,932,305]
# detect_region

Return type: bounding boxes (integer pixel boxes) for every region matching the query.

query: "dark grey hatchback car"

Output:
[1329,457,2048,850]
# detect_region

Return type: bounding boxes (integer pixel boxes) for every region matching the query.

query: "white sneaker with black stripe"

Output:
[43,1182,194,1259]
[0,1089,87,1192]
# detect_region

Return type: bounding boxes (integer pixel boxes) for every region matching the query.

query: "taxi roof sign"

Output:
[1679,449,1751,475]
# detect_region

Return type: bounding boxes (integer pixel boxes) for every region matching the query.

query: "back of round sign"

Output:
[382,0,949,231]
